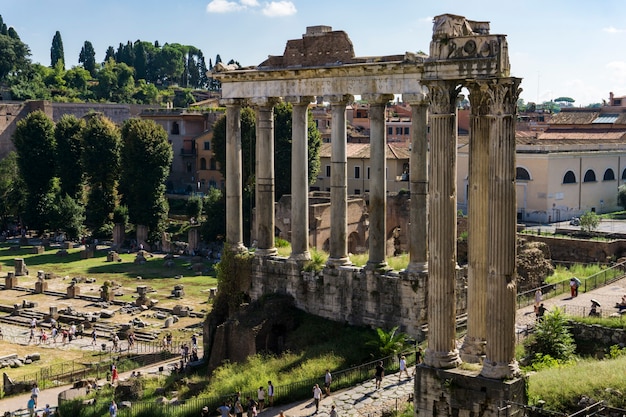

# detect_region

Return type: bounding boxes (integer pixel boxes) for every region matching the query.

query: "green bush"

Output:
[524,307,576,365]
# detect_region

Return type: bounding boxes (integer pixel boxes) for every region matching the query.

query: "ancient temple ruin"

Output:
[213,14,525,417]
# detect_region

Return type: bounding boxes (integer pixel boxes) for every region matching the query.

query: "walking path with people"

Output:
[2,276,626,416]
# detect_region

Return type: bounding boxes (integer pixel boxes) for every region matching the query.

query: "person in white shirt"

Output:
[312,384,323,414]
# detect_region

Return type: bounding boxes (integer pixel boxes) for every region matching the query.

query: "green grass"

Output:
[528,355,626,411]
[544,263,611,284]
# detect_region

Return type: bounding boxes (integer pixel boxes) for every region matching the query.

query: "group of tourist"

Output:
[26,319,85,346]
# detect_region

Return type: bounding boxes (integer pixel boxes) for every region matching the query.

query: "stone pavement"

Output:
[254,372,415,417]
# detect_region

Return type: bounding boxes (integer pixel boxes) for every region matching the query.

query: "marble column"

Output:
[253,97,279,257]
[404,91,429,274]
[286,96,314,261]
[423,81,462,369]
[480,78,523,379]
[460,83,490,363]
[363,93,394,269]
[326,94,353,267]
[223,99,246,252]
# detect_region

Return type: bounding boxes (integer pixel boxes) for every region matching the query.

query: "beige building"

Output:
[312,142,410,195]
[458,98,626,223]
[139,108,223,194]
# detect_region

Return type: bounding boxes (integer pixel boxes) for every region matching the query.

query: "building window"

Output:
[203,141,210,150]
[603,168,616,181]
[583,169,597,182]
[516,167,531,181]
[171,121,180,135]
[210,158,217,170]
[200,158,207,170]
[404,127,409,135]
[354,189,361,194]
[367,167,370,179]
[186,162,192,173]
[396,127,402,135]
[387,127,393,135]
[354,166,360,179]
[563,170,576,184]
[326,165,331,177]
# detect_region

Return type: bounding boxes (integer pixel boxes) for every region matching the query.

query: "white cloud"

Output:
[603,26,626,34]
[206,0,244,13]
[241,0,260,6]
[262,1,297,17]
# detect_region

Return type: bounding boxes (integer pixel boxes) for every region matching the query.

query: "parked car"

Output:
[570,217,580,226]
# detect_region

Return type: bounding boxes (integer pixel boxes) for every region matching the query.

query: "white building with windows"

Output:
[458,96,626,223]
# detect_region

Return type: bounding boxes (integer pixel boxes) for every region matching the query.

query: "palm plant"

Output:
[367,326,413,357]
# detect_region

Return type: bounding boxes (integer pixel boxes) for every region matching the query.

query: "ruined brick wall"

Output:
[522,234,626,263]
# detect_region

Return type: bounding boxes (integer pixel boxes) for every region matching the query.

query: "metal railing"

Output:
[516,261,626,310]
[112,351,419,417]
[1,340,185,394]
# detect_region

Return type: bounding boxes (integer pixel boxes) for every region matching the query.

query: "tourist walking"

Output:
[374,361,384,390]
[312,383,323,414]
[267,380,275,407]
[27,396,35,417]
[257,386,265,412]
[324,369,332,396]
[109,400,118,417]
[398,355,410,380]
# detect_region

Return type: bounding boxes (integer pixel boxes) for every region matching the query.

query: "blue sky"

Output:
[3,0,626,106]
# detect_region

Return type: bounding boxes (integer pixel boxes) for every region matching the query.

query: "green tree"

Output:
[63,66,92,94]
[579,211,600,233]
[49,192,84,240]
[12,110,57,232]
[78,40,97,76]
[524,307,575,364]
[0,152,26,230]
[200,188,226,242]
[82,114,121,235]
[366,326,413,357]
[50,30,65,69]
[55,114,86,198]
[119,118,172,243]
[186,196,203,221]
[0,16,31,81]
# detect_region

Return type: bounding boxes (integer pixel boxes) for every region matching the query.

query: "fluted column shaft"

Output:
[223,99,246,252]
[364,94,394,269]
[326,95,353,266]
[424,81,462,369]
[460,85,490,362]
[254,98,279,257]
[404,92,429,273]
[480,78,522,379]
[287,96,314,261]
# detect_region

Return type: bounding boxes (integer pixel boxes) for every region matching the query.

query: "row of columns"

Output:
[222,76,520,379]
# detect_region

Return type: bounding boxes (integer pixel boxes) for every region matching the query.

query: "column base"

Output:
[480,359,521,379]
[288,251,311,262]
[460,336,486,364]
[406,261,428,274]
[326,257,351,267]
[255,247,278,257]
[365,260,390,272]
[423,348,462,369]
[227,242,248,253]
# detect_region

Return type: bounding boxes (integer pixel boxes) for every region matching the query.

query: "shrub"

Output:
[524,307,576,365]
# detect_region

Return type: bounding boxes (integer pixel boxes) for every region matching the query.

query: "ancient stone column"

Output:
[326,95,353,267]
[223,99,246,252]
[460,83,490,363]
[363,94,394,269]
[404,91,429,274]
[480,78,523,379]
[423,81,462,369]
[253,97,279,257]
[286,96,315,261]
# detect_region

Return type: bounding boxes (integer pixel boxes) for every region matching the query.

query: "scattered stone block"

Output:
[30,246,44,254]
[62,242,73,250]
[13,258,28,276]
[4,273,17,290]
[67,283,80,298]
[107,251,120,262]
[56,249,68,257]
